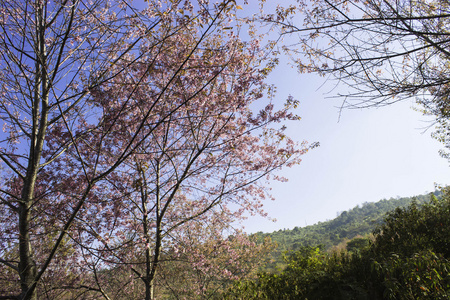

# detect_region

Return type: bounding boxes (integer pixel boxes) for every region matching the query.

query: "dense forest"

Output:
[224,189,450,299]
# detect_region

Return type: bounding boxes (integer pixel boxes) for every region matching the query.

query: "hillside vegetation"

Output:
[226,189,450,299]
[256,191,440,271]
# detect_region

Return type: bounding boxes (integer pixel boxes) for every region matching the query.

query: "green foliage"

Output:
[346,238,369,253]
[372,251,450,300]
[230,190,450,299]
[257,192,435,271]
[372,195,450,258]
[367,189,450,299]
[224,247,371,300]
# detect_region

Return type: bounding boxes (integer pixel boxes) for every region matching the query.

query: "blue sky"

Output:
[235,0,450,233]
[240,56,450,234]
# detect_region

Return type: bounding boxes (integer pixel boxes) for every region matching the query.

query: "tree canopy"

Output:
[0,1,313,299]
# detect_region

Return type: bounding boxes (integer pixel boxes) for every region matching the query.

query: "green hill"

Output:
[255,191,441,271]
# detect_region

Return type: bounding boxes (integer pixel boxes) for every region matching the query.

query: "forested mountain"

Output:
[255,191,441,271]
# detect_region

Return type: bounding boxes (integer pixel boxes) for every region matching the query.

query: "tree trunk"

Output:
[18,2,49,298]
[18,202,37,300]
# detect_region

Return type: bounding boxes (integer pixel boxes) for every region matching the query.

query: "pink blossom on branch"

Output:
[72,11,314,298]
[0,0,315,299]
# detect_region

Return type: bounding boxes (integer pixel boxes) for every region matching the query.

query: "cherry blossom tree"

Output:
[0,0,313,299]
[156,232,274,299]
[51,16,310,299]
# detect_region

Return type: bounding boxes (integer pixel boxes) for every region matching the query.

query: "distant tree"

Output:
[346,237,370,253]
